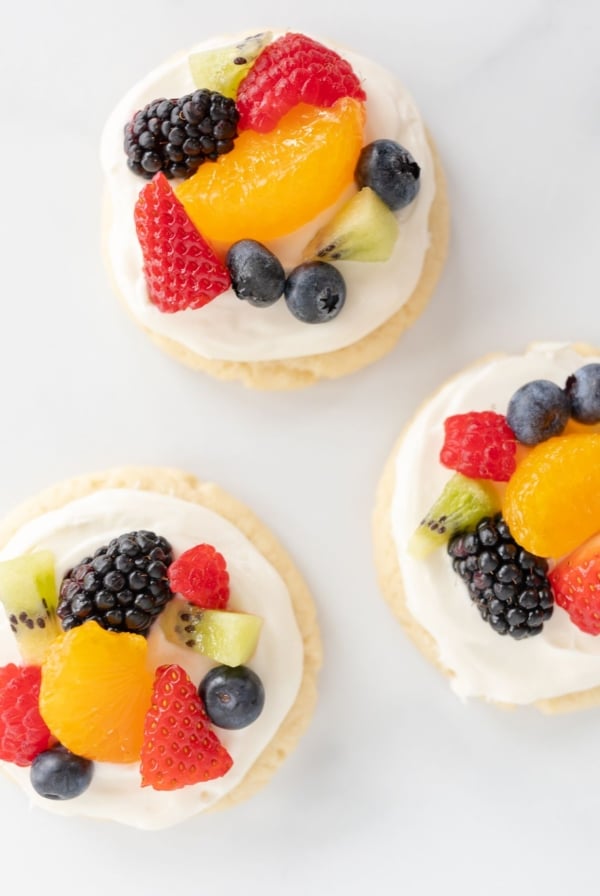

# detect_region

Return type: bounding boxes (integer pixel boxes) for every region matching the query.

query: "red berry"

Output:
[549,533,600,635]
[440,411,517,482]
[167,544,230,610]
[0,664,52,767]
[140,664,233,791]
[236,33,366,133]
[134,172,230,312]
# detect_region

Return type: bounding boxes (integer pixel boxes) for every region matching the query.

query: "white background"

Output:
[2,1,600,893]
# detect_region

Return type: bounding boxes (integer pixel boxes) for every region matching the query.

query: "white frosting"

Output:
[391,343,600,705]
[100,32,435,361]
[0,489,304,829]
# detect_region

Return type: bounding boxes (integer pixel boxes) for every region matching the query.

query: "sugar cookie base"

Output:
[103,137,449,390]
[372,343,600,714]
[0,466,322,811]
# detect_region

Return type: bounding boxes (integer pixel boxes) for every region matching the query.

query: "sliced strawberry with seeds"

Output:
[549,534,600,635]
[134,172,230,313]
[140,664,232,791]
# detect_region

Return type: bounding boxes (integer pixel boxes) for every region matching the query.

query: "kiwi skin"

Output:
[409,474,500,559]
[303,187,399,263]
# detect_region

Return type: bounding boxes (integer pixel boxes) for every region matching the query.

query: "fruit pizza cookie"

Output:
[0,468,320,828]
[101,31,449,388]
[374,343,600,712]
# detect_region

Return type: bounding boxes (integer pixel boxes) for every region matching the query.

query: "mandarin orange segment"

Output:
[503,433,600,558]
[175,98,365,244]
[39,621,154,764]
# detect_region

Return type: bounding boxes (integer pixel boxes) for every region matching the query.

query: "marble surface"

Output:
[1,1,599,893]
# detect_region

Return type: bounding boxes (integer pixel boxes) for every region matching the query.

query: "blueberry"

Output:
[565,364,600,424]
[30,746,93,800]
[506,379,570,445]
[355,140,420,210]
[199,665,265,730]
[284,261,346,324]
[226,240,285,307]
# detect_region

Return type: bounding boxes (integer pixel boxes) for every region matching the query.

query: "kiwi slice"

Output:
[188,32,273,98]
[0,550,61,663]
[160,599,262,667]
[303,187,399,263]
[409,474,500,559]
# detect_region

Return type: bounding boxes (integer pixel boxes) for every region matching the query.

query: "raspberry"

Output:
[134,172,230,312]
[140,664,233,791]
[167,544,229,610]
[0,664,52,766]
[440,411,516,482]
[549,533,600,635]
[236,33,366,132]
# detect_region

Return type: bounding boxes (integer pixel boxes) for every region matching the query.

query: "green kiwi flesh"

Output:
[303,187,399,263]
[409,474,500,559]
[160,598,262,666]
[188,32,273,98]
[0,550,61,663]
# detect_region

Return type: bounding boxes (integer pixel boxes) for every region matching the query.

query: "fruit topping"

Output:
[355,140,420,211]
[236,32,366,133]
[506,379,570,445]
[135,172,231,313]
[39,621,154,763]
[303,187,398,263]
[440,411,517,482]
[284,261,346,324]
[448,514,553,639]
[189,32,273,98]
[160,599,262,666]
[549,533,600,634]
[0,664,51,766]
[565,364,600,424]
[199,665,265,730]
[58,530,174,636]
[30,745,93,800]
[503,433,600,558]
[124,89,239,179]
[409,473,500,558]
[0,551,61,664]
[175,97,365,244]
[167,544,230,610]
[226,240,285,307]
[140,664,233,790]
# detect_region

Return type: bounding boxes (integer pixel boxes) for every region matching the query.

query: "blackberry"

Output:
[448,514,553,639]
[58,530,174,636]
[124,90,239,180]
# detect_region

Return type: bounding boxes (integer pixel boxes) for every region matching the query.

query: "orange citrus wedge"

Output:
[175,98,365,244]
[39,621,154,764]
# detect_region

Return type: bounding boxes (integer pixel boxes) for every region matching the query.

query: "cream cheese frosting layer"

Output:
[0,489,303,829]
[391,343,600,705]
[100,32,435,362]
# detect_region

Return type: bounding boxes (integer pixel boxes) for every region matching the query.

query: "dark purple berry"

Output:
[355,140,420,210]
[284,261,346,324]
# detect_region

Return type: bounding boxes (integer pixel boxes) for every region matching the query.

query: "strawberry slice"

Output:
[236,32,366,133]
[549,533,600,634]
[134,172,230,312]
[140,664,232,791]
